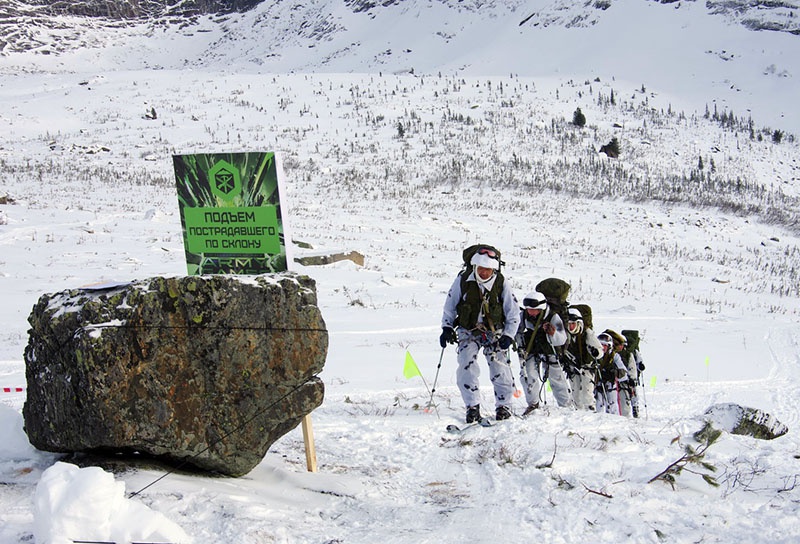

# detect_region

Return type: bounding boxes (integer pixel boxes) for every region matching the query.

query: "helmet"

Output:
[597,332,613,347]
[567,308,583,334]
[522,291,548,312]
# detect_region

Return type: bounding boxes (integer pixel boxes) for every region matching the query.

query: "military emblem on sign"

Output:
[209,160,242,200]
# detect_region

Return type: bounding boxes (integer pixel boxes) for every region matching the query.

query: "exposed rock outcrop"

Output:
[23,273,327,477]
[701,403,788,441]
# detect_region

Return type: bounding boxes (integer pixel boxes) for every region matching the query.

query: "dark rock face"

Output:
[702,403,788,441]
[17,0,262,19]
[23,274,326,477]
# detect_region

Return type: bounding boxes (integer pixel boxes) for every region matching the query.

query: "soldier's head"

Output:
[567,307,583,335]
[603,329,627,352]
[471,250,499,283]
[598,332,613,353]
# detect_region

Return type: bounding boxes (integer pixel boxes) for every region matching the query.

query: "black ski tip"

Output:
[478,418,493,427]
[446,424,461,433]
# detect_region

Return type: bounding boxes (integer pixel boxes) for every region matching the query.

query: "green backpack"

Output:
[536,277,570,302]
[621,329,641,355]
[535,277,571,325]
[603,329,627,346]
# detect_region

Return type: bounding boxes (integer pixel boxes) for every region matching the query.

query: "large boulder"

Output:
[23,274,326,477]
[702,403,788,440]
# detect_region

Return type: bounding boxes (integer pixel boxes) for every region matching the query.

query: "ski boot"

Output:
[496,405,513,421]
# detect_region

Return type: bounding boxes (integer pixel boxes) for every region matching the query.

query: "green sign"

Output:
[173,152,289,275]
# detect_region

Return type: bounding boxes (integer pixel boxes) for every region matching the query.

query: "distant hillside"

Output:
[1,0,799,132]
[2,0,798,46]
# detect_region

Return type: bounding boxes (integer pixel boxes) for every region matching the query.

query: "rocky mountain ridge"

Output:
[2,0,257,19]
[1,0,798,57]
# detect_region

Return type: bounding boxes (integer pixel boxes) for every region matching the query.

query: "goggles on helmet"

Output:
[523,297,546,309]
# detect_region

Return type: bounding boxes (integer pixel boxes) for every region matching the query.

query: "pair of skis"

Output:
[445,418,495,434]
[446,408,544,433]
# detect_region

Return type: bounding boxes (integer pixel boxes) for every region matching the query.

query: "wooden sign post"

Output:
[301,414,318,472]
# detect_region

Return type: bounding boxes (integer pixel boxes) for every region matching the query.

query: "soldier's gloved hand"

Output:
[439,327,456,348]
[497,335,513,350]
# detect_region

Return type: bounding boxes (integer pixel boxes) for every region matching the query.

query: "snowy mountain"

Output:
[2,0,800,131]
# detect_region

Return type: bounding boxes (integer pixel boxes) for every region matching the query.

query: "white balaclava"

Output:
[470,252,499,288]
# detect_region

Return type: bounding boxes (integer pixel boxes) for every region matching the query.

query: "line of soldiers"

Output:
[440,244,645,423]
[521,299,644,418]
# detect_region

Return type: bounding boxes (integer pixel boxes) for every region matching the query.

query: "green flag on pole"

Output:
[403,351,422,379]
[405,350,439,418]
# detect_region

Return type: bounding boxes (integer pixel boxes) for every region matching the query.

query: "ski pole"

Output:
[426,346,445,418]
[602,382,612,414]
[597,368,612,413]
[537,356,549,406]
[639,369,649,420]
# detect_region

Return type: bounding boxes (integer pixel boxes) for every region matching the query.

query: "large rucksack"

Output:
[621,330,640,352]
[535,277,571,325]
[603,328,627,347]
[620,329,641,363]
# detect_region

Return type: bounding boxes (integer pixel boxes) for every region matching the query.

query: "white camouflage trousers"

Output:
[520,353,573,408]
[618,384,640,417]
[569,368,595,410]
[455,329,515,409]
[595,380,620,414]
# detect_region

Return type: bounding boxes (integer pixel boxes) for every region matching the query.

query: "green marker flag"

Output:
[705,356,710,367]
[650,375,657,388]
[403,351,422,379]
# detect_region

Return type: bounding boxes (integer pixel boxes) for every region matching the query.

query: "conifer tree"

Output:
[572,107,586,127]
[599,137,620,158]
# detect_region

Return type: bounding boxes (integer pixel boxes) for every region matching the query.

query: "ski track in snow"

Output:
[764,326,800,429]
